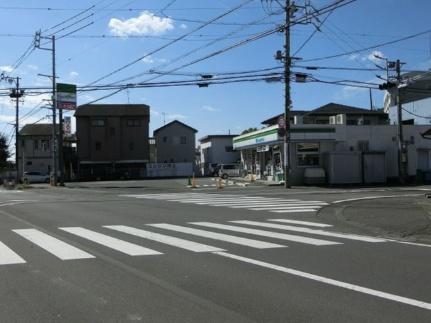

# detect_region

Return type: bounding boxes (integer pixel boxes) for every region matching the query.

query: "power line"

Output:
[86,0,255,86]
[302,27,431,62]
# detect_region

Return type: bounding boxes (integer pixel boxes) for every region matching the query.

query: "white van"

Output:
[218,164,242,179]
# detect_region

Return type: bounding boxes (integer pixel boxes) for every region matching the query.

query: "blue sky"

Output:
[0,0,431,144]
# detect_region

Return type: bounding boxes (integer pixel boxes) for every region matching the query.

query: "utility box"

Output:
[363,152,386,184]
[324,152,362,184]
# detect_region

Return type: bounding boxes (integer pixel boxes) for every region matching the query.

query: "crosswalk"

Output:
[0,218,388,266]
[120,193,329,213]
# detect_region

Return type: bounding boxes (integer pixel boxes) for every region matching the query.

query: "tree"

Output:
[0,134,10,169]
[241,127,258,135]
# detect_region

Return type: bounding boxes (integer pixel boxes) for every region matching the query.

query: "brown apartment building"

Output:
[75,104,150,180]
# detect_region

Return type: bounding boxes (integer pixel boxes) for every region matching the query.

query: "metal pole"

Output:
[284,0,291,188]
[15,77,20,183]
[396,59,405,183]
[51,35,57,186]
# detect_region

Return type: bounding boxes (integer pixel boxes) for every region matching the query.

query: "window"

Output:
[129,142,134,151]
[225,146,233,152]
[26,161,32,166]
[127,119,141,127]
[163,136,168,143]
[297,143,319,167]
[180,136,187,144]
[95,142,102,151]
[347,119,357,125]
[363,119,371,125]
[34,140,39,150]
[41,140,49,151]
[91,119,105,127]
[109,127,116,135]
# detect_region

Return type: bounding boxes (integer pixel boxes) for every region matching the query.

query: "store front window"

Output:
[297,143,320,166]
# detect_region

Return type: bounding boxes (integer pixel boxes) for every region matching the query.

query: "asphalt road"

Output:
[0,179,431,322]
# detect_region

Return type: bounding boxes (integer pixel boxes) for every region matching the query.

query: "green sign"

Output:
[56,83,77,110]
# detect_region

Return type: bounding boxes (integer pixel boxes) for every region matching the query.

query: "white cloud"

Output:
[69,71,79,78]
[27,64,38,71]
[366,50,385,64]
[151,108,160,116]
[202,105,219,112]
[108,11,174,37]
[0,65,13,73]
[334,77,379,101]
[142,56,154,64]
[167,113,187,120]
[179,23,187,29]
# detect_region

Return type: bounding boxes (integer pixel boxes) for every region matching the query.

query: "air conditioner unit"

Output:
[329,116,337,125]
[336,114,346,125]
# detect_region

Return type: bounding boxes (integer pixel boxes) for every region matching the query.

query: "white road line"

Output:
[190,222,341,246]
[232,203,327,208]
[214,251,431,311]
[190,201,305,206]
[230,221,386,243]
[13,229,95,260]
[0,241,26,265]
[270,209,318,213]
[147,223,285,249]
[387,239,431,248]
[247,206,323,211]
[268,219,333,228]
[331,194,421,204]
[59,227,162,256]
[104,225,224,253]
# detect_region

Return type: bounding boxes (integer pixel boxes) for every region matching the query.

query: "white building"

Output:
[199,135,240,175]
[384,71,431,125]
[234,103,431,185]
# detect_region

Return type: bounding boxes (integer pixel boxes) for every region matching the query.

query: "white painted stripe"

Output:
[191,201,306,206]
[387,239,431,248]
[59,227,162,256]
[246,206,323,210]
[190,222,340,246]
[331,194,421,204]
[230,221,386,243]
[13,229,95,260]
[270,209,318,213]
[0,241,26,265]
[104,225,224,253]
[214,251,431,311]
[232,202,327,207]
[268,219,333,228]
[147,223,285,249]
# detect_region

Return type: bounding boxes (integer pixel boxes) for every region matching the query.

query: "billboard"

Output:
[56,83,76,110]
[63,116,71,135]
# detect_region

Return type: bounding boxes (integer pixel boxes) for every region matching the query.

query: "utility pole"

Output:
[396,59,406,183]
[3,75,24,184]
[283,0,291,189]
[36,32,60,186]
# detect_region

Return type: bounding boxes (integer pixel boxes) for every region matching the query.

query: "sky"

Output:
[0,0,431,149]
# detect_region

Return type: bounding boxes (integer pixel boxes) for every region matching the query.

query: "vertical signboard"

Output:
[56,83,77,110]
[63,116,71,135]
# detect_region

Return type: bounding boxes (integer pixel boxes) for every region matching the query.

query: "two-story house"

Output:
[75,104,150,180]
[199,134,240,175]
[153,120,197,163]
[17,124,57,177]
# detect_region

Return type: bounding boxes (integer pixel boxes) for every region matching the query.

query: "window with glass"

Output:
[180,136,187,144]
[95,142,102,151]
[127,119,141,127]
[297,143,320,167]
[91,119,105,127]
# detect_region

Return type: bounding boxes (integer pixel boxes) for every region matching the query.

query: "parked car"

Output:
[22,171,50,184]
[218,163,242,179]
[209,163,220,176]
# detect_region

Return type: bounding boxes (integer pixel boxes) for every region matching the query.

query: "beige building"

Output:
[75,104,150,179]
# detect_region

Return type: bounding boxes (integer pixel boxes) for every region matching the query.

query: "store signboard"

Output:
[56,83,77,110]
[233,126,280,150]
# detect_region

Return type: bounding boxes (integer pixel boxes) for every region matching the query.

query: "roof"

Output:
[261,110,308,125]
[75,104,150,117]
[19,123,58,136]
[261,103,386,125]
[199,134,238,142]
[153,120,198,135]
